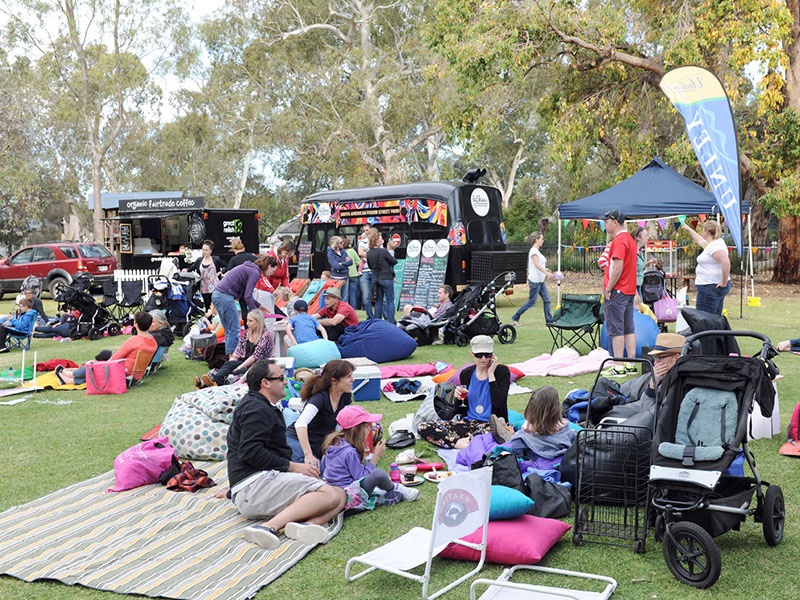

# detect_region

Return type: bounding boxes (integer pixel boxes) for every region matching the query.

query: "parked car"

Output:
[0,242,117,299]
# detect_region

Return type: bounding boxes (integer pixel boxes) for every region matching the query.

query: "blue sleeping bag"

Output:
[337,320,417,363]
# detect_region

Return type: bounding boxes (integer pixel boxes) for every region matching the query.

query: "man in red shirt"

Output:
[313,287,358,341]
[602,210,638,361]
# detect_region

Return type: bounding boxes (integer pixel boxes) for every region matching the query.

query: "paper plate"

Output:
[423,471,455,483]
[403,476,424,487]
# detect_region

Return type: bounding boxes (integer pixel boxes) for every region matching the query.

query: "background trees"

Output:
[0,0,797,279]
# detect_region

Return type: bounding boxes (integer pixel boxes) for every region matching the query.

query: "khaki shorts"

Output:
[234,471,325,519]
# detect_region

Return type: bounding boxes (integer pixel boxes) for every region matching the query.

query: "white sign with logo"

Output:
[470,188,490,217]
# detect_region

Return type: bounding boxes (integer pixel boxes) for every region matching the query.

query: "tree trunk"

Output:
[773,215,800,283]
[93,156,104,243]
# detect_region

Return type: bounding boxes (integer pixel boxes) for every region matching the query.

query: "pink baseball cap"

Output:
[337,405,382,430]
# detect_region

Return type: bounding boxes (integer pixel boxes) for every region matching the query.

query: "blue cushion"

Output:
[490,485,534,520]
[287,339,341,368]
[337,320,417,363]
[507,410,525,431]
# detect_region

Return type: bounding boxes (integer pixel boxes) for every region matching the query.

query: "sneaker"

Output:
[600,365,628,378]
[284,522,329,545]
[394,483,420,502]
[489,414,514,444]
[242,524,281,550]
[624,363,637,373]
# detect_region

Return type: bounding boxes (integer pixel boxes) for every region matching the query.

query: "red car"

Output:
[0,242,117,299]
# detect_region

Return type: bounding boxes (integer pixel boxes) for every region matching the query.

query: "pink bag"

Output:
[86,359,127,395]
[653,295,678,322]
[107,436,176,492]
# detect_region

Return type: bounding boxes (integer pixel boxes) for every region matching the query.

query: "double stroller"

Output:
[400,271,517,346]
[144,273,204,335]
[55,274,120,340]
[649,331,783,588]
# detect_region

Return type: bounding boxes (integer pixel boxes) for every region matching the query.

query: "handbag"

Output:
[432,382,467,420]
[653,295,678,322]
[107,437,177,492]
[525,472,572,519]
[86,358,127,395]
[471,450,527,495]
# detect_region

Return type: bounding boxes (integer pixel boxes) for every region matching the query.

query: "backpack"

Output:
[658,387,738,465]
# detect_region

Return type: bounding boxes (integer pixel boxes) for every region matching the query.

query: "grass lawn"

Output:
[1,280,798,600]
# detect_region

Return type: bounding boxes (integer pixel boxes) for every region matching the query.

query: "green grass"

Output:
[1,288,799,599]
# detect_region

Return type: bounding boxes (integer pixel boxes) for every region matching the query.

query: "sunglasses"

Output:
[473,352,493,359]
[264,374,286,382]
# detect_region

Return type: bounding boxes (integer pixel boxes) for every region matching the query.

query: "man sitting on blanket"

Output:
[227,359,346,550]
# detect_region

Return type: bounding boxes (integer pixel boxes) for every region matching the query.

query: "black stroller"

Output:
[144,273,204,335]
[649,331,783,588]
[440,271,517,347]
[56,275,120,340]
[641,268,675,331]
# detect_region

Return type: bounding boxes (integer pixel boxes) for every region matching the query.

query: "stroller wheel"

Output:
[763,485,785,546]
[654,514,666,542]
[497,324,517,344]
[88,327,102,341]
[662,521,721,588]
[107,323,120,336]
[455,333,469,347]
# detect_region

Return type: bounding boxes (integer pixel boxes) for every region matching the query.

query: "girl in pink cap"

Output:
[321,405,419,511]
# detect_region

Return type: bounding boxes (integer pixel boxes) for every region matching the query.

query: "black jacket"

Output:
[459,364,510,421]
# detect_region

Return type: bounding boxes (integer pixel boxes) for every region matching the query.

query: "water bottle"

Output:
[389,463,401,483]
[7,366,13,380]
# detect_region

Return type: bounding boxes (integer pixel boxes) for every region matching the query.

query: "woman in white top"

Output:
[512,231,553,325]
[681,220,731,315]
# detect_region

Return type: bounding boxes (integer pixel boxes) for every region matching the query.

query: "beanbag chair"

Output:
[288,338,341,368]
[337,320,417,363]
[160,384,248,460]
[600,309,659,358]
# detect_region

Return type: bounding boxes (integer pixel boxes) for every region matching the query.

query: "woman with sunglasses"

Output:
[286,359,354,467]
[418,335,511,449]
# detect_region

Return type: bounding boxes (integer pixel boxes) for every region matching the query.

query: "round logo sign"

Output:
[470,188,490,217]
[406,239,422,258]
[421,239,437,258]
[316,202,332,223]
[390,233,402,245]
[435,238,450,257]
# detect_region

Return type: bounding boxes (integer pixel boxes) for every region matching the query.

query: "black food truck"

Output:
[295,173,526,288]
[98,193,260,270]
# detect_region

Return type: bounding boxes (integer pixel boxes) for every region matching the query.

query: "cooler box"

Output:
[190,332,217,360]
[352,365,381,401]
[272,356,295,378]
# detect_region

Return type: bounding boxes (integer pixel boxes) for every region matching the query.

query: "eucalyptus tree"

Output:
[427,0,800,280]
[2,0,190,242]
[204,0,449,191]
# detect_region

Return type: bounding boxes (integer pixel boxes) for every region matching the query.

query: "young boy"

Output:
[0,298,37,352]
[285,300,327,347]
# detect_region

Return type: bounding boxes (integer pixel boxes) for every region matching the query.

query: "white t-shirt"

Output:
[527,247,546,284]
[695,238,728,285]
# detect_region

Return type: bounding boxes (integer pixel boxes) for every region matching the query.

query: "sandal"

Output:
[55,365,66,385]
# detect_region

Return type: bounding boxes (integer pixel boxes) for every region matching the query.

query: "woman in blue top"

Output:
[327,236,353,304]
[417,335,510,449]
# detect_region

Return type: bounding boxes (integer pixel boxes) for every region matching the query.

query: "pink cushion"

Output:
[508,365,525,382]
[439,514,570,565]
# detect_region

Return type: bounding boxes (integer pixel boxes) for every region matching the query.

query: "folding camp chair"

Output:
[346,468,493,600]
[127,349,156,387]
[5,328,33,351]
[100,280,118,312]
[114,280,144,322]
[546,294,602,355]
[470,565,617,600]
[145,346,169,377]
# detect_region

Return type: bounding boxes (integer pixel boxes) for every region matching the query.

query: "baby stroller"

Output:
[56,276,120,340]
[641,268,675,330]
[649,330,783,588]
[145,274,204,335]
[441,271,517,347]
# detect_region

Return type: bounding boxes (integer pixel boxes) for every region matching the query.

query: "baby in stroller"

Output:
[649,331,783,588]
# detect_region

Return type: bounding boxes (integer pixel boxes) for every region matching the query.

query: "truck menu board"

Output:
[398,240,421,307]
[397,239,449,308]
[296,241,312,279]
[120,223,132,254]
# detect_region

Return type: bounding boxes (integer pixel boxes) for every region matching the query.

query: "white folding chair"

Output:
[345,467,493,600]
[470,565,617,600]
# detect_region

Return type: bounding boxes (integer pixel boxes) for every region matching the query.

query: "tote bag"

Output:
[653,295,678,322]
[107,437,177,492]
[86,358,128,395]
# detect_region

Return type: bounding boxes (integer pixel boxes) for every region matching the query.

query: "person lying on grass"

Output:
[56,311,157,384]
[228,359,345,550]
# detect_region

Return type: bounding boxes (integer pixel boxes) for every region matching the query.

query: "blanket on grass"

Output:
[509,347,611,377]
[0,461,343,600]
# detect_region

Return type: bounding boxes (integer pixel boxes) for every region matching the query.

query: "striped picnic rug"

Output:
[0,461,343,600]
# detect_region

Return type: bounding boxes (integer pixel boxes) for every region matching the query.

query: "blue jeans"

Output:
[211,290,240,355]
[360,270,374,319]
[512,281,553,322]
[695,280,731,315]
[334,277,349,305]
[348,275,362,309]
[374,279,396,324]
